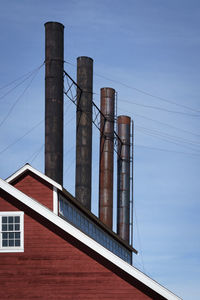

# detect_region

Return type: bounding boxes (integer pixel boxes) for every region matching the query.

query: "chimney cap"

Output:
[117,115,131,124]
[77,56,93,62]
[100,87,115,97]
[44,21,65,29]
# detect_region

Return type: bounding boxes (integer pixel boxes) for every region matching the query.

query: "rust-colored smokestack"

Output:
[117,115,131,243]
[99,88,115,229]
[75,57,93,210]
[45,22,64,185]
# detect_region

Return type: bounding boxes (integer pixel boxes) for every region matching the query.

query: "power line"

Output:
[64,114,75,127]
[137,127,200,153]
[64,100,73,114]
[135,143,200,157]
[0,95,74,160]
[30,144,44,164]
[130,111,200,138]
[93,72,200,114]
[92,94,200,153]
[64,145,75,156]
[64,157,75,176]
[0,64,44,128]
[23,115,75,166]
[92,94,200,151]
[0,63,44,101]
[94,94,200,141]
[65,60,199,113]
[133,206,146,273]
[118,98,199,117]
[0,119,43,155]
[137,126,200,151]
[23,110,75,165]
[136,125,200,148]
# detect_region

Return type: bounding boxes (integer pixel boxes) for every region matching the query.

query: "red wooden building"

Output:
[0,164,181,299]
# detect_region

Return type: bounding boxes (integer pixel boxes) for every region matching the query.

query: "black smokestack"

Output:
[44,22,64,185]
[75,56,93,210]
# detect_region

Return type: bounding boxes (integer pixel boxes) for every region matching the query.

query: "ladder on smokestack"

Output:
[130,120,134,247]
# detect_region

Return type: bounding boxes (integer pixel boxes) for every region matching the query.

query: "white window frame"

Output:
[0,211,24,253]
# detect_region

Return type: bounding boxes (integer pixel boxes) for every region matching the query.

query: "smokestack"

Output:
[117,115,131,243]
[99,88,115,229]
[75,57,93,210]
[44,22,64,185]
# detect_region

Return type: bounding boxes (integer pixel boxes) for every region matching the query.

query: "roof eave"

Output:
[0,178,182,300]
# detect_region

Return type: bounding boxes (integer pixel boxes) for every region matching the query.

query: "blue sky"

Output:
[0,1,200,299]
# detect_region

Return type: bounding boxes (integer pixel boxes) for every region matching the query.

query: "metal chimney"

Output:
[75,57,93,210]
[44,22,64,185]
[117,115,131,243]
[99,88,115,229]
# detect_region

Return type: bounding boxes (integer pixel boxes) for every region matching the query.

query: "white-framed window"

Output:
[0,211,24,252]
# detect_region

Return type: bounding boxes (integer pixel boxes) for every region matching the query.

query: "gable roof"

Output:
[1,172,181,299]
[6,164,137,255]
[6,163,62,190]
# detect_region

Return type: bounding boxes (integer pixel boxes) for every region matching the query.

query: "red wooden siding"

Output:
[0,190,164,299]
[10,171,53,211]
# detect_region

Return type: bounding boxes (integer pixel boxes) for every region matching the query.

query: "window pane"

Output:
[2,233,8,239]
[8,217,13,223]
[77,214,81,227]
[2,224,7,231]
[73,209,77,223]
[68,207,72,221]
[80,216,84,229]
[14,216,20,223]
[8,225,13,231]
[15,240,20,247]
[2,240,8,247]
[9,233,14,239]
[15,233,20,239]
[2,217,7,223]
[9,240,14,247]
[89,223,93,235]
[15,224,20,231]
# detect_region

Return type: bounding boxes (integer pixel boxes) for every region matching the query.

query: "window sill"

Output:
[0,248,24,253]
